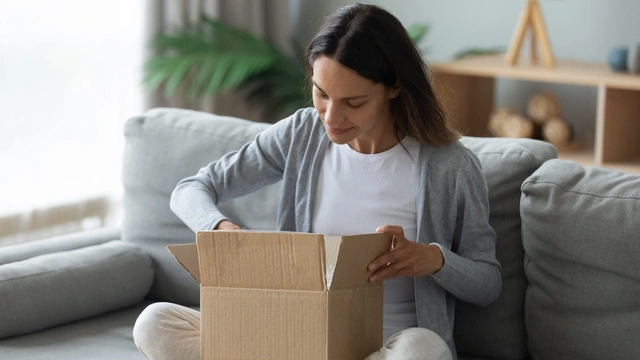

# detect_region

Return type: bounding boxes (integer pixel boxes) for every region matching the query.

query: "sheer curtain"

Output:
[0,1,145,245]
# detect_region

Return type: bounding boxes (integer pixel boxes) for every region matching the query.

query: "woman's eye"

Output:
[348,103,363,109]
[315,91,328,99]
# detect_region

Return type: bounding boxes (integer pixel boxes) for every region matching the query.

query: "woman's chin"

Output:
[326,133,353,145]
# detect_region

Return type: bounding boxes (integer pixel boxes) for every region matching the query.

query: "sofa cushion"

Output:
[0,240,153,340]
[455,137,556,360]
[122,108,281,305]
[522,160,640,360]
[0,227,120,265]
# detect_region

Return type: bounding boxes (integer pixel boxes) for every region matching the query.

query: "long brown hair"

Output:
[305,3,459,146]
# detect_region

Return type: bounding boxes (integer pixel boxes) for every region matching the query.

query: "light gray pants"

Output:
[133,302,452,360]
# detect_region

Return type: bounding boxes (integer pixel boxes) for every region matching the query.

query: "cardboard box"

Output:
[167,230,393,360]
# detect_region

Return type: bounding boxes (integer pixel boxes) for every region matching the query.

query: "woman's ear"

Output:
[389,84,401,99]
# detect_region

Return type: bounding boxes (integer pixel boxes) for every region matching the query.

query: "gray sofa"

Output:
[1,108,638,360]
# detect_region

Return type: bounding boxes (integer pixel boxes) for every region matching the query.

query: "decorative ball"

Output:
[543,117,572,147]
[608,47,629,73]
[527,92,561,124]
[488,108,534,138]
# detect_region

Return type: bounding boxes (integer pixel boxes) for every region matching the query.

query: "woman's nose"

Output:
[324,103,343,125]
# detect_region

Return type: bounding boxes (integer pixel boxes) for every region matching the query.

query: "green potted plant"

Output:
[143,15,429,120]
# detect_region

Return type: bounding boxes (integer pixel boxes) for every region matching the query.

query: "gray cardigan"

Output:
[170,107,501,357]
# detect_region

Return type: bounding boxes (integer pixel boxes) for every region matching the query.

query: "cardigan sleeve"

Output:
[429,150,502,307]
[169,110,303,232]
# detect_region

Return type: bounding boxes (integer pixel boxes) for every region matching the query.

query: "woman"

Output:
[134,4,501,360]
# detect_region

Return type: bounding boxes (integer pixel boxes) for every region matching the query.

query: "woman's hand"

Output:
[368,225,444,282]
[215,220,241,230]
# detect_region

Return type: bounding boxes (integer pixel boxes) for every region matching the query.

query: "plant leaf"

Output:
[144,15,284,100]
[407,24,429,44]
[164,56,198,97]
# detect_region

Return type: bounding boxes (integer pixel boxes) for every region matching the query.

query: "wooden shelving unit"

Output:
[431,55,640,173]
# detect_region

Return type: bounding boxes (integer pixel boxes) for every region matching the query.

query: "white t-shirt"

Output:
[311,137,421,342]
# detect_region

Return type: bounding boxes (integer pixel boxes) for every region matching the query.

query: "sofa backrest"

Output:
[456,137,556,360]
[521,160,640,360]
[122,108,280,305]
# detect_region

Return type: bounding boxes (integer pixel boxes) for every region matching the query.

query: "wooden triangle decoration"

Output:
[505,0,556,68]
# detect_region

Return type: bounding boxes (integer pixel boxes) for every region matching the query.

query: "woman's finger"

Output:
[376,225,404,236]
[369,259,413,282]
[376,225,408,249]
[368,248,404,272]
[216,220,241,230]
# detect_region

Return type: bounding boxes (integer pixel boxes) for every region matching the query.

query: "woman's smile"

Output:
[326,125,354,135]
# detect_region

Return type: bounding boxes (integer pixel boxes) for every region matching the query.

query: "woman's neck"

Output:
[348,119,403,154]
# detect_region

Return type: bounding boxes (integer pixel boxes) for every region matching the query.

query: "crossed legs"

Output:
[133,302,452,360]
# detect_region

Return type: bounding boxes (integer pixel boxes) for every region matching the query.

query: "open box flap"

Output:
[166,243,200,284]
[329,233,393,290]
[196,231,326,291]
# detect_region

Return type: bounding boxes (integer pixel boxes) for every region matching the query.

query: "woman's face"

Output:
[311,56,399,154]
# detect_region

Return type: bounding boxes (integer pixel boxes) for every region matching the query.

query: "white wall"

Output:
[291,0,640,145]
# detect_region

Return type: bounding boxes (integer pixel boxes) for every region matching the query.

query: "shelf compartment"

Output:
[433,73,494,137]
[597,86,640,164]
[432,55,640,173]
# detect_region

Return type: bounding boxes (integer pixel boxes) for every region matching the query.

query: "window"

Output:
[0,0,144,243]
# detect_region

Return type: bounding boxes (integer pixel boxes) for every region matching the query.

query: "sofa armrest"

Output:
[0,239,153,339]
[0,227,121,265]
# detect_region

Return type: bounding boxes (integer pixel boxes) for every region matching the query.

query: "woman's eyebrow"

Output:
[312,81,368,100]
